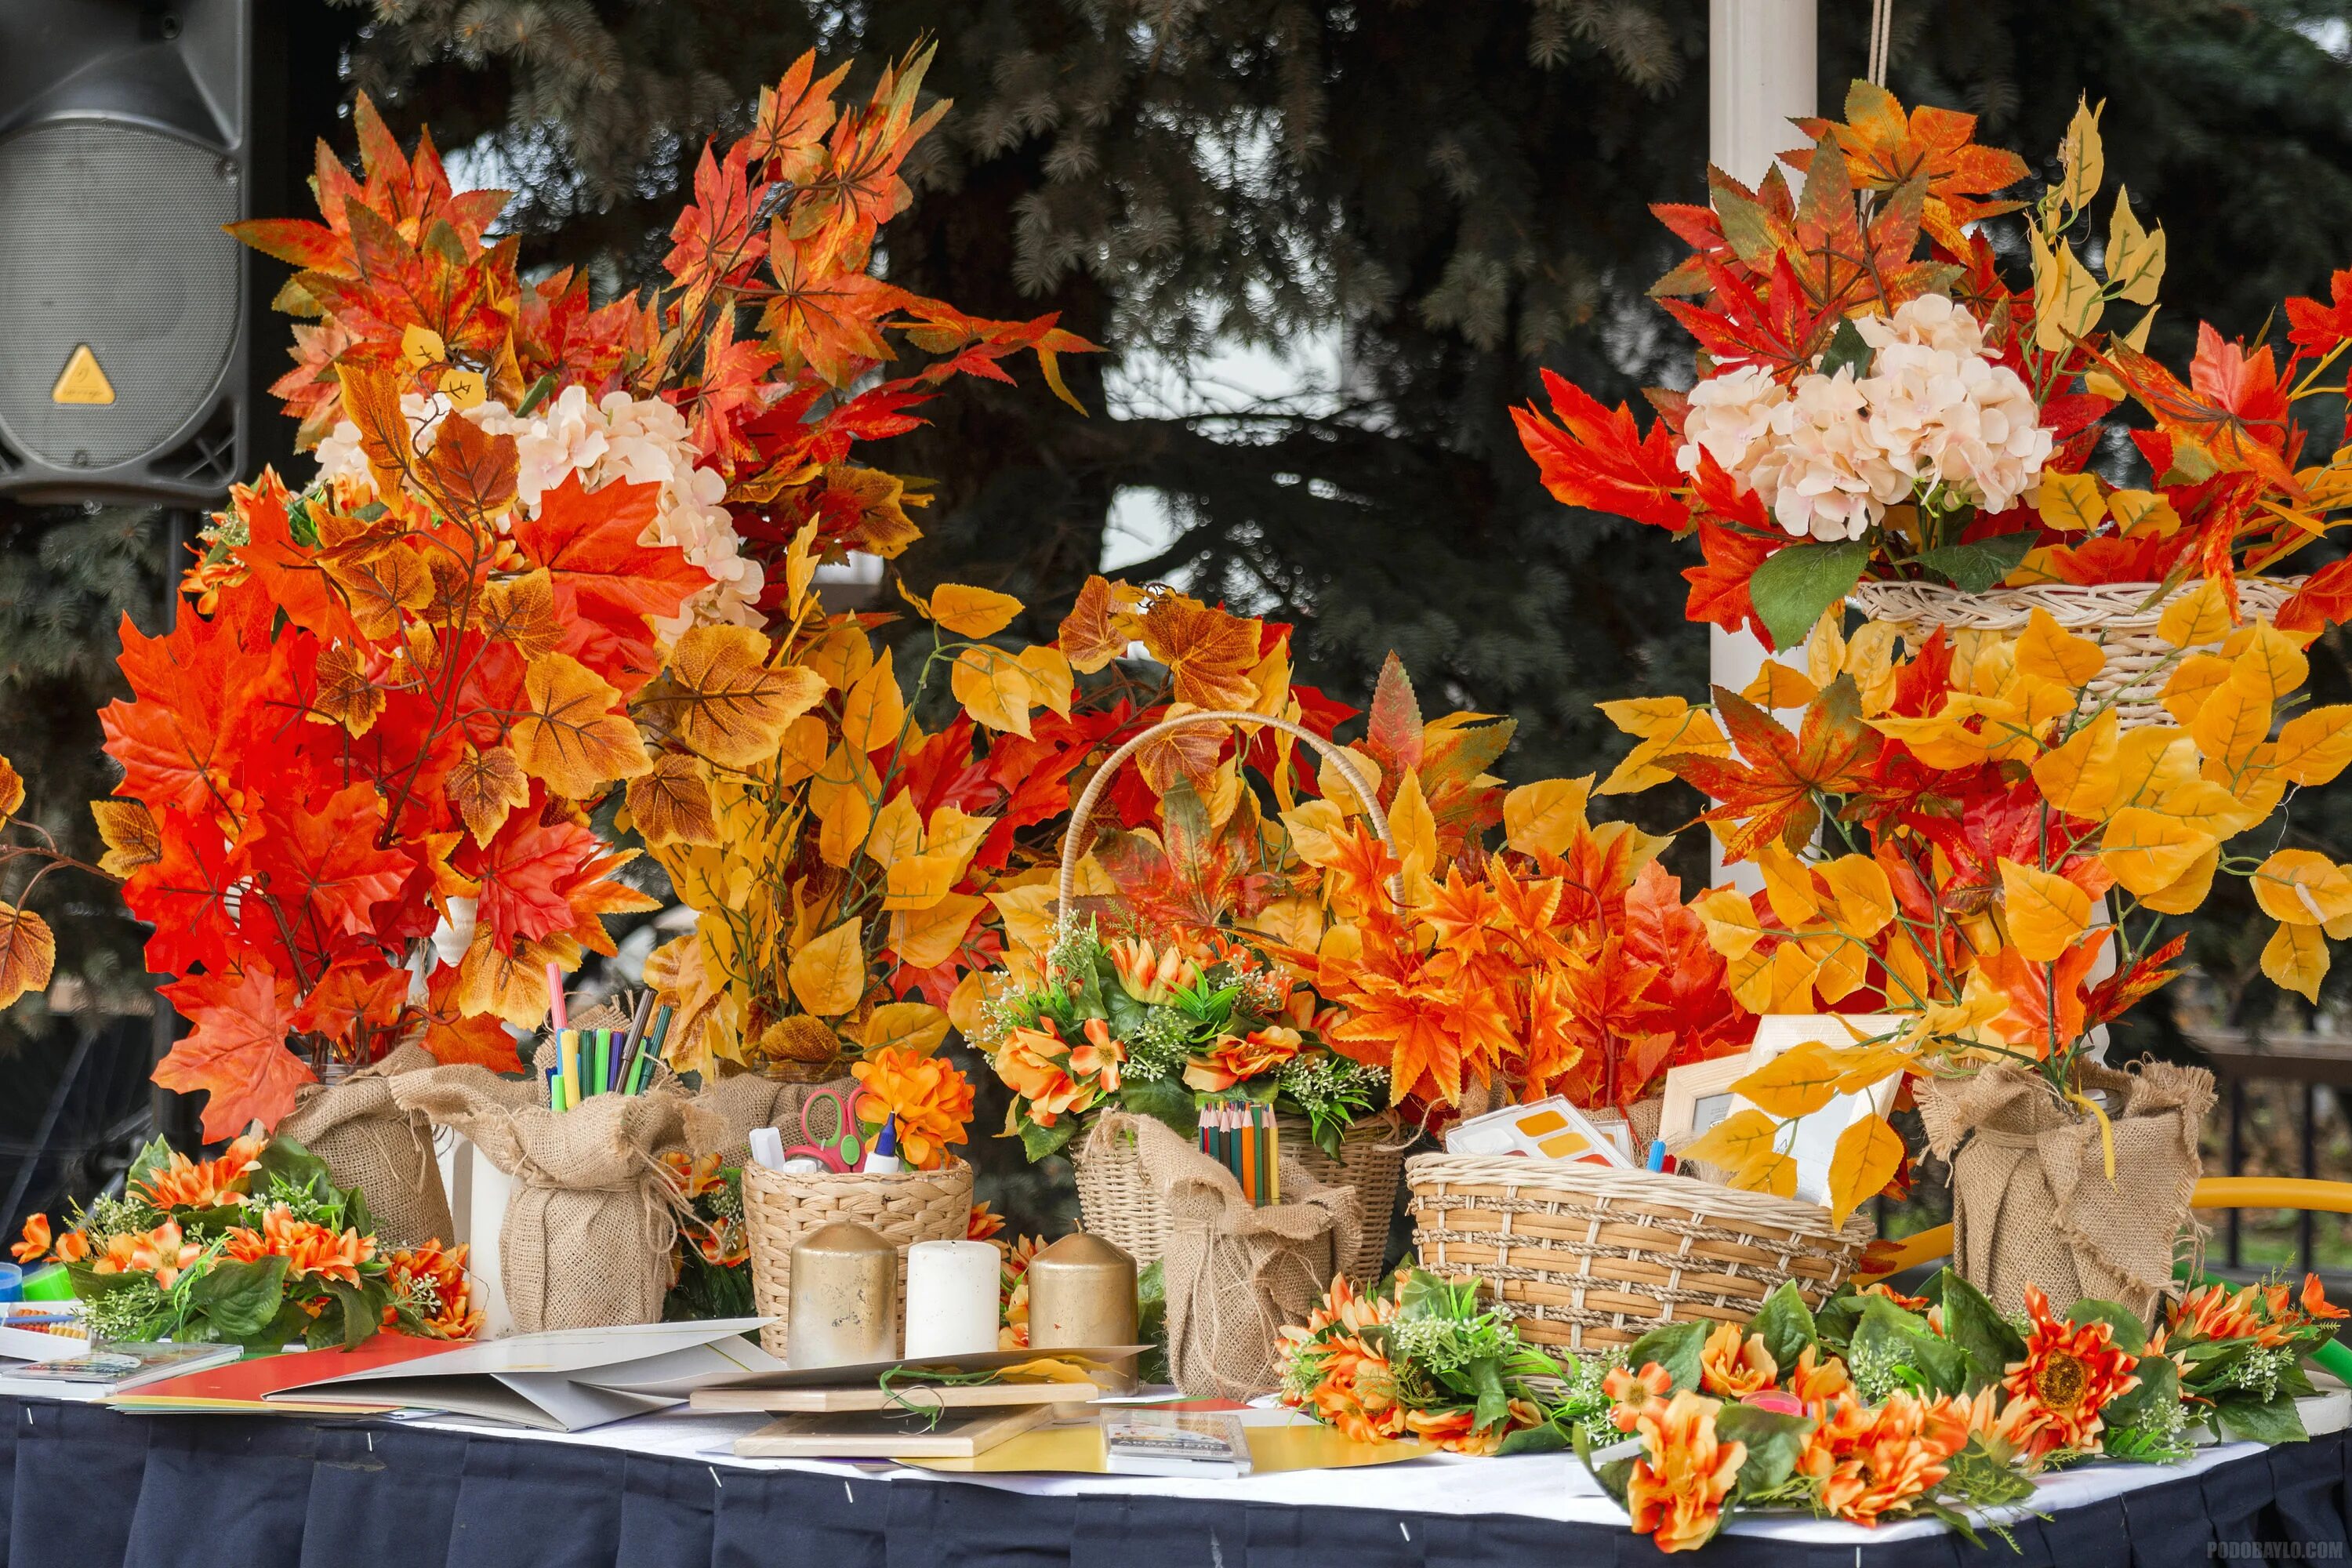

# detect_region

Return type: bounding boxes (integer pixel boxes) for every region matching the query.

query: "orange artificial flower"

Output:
[1067,1018,1125,1091]
[383,1238,483,1339]
[852,1045,975,1169]
[2001,1283,2140,1460]
[991,1022,1105,1127]
[1929,1385,2042,1468]
[10,1214,49,1265]
[1181,1025,1303,1093]
[2303,1273,2348,1321]
[1605,1361,1674,1432]
[1698,1321,1777,1399]
[1802,1390,1969,1526]
[1788,1345,1853,1409]
[53,1229,88,1265]
[93,1220,203,1288]
[223,1204,376,1287]
[996,1233,1042,1348]
[967,1202,1007,1242]
[1858,1280,1929,1312]
[2169,1280,2277,1346]
[1107,935,1200,1004]
[136,1134,265,1210]
[1626,1390,1744,1553]
[660,1150,726,1201]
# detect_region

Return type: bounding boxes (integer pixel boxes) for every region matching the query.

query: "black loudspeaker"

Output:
[0,2,252,504]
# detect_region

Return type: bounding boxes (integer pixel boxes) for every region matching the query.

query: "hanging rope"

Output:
[1867,0,1895,88]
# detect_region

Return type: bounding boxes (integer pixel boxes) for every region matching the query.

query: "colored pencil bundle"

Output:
[1196,1099,1279,1207]
[542,980,672,1112]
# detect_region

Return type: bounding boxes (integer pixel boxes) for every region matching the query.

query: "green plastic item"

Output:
[20,1263,71,1301]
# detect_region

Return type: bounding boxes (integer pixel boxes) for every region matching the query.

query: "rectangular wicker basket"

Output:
[1406,1152,1872,1356]
[741,1157,974,1360]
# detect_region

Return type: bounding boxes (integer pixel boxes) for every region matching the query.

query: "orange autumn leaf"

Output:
[626,753,720,848]
[446,744,531,848]
[154,961,314,1139]
[0,904,54,1010]
[921,583,1025,638]
[1825,1113,1906,1228]
[1058,575,1133,673]
[642,624,826,768]
[788,917,867,1017]
[0,757,24,824]
[1140,597,1262,710]
[91,799,162,877]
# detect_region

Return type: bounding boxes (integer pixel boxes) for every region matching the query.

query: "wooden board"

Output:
[691,1380,1098,1414]
[732,1401,1056,1459]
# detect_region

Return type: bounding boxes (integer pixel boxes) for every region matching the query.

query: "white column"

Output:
[1707,0,1816,887]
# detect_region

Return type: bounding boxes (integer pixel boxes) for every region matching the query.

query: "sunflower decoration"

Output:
[1999,1284,2143,1460]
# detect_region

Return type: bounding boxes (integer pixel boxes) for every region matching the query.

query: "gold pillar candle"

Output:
[787,1221,897,1369]
[1027,1232,1138,1388]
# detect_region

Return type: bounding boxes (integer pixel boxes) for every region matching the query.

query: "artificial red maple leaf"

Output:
[666,139,769,296]
[2096,330,2296,496]
[476,816,628,948]
[121,811,245,978]
[155,960,314,1139]
[508,474,710,695]
[682,307,783,472]
[1787,81,2028,255]
[759,229,906,387]
[1330,946,1465,1108]
[2278,557,2352,634]
[1619,860,1740,1050]
[2083,934,2189,1031]
[419,958,521,1071]
[1979,935,2105,1058]
[1671,679,1880,860]
[1512,369,1690,531]
[246,783,412,947]
[102,603,279,820]
[2285,268,2352,358]
[289,957,411,1044]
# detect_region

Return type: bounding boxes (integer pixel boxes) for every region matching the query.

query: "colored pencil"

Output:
[630,1006,673,1094]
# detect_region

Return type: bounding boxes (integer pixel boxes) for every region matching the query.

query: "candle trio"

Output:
[540,964,672,1112]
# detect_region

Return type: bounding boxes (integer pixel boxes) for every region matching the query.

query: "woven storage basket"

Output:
[1407,1153,1872,1357]
[1849,576,2303,731]
[1062,708,1407,1275]
[1076,1112,1413,1279]
[742,1157,973,1360]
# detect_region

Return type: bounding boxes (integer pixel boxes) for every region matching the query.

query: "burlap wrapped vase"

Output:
[276,1042,456,1250]
[1087,1112,1359,1399]
[395,1065,713,1333]
[1919,1058,2214,1323]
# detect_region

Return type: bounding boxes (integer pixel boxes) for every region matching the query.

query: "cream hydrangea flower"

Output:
[311,384,766,638]
[1676,362,1785,479]
[1747,369,1912,542]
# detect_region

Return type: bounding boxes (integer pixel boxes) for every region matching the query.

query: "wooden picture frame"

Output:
[1657,1054,1759,1149]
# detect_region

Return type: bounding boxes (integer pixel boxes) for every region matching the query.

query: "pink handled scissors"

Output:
[779,1087,865,1172]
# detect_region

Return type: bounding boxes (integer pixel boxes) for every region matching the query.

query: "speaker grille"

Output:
[0,122,239,471]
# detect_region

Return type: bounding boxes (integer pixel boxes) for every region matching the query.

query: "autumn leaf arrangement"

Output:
[659,1151,754,1322]
[11,1134,479,1350]
[1548,1267,2343,1553]
[1621,592,2352,1222]
[1513,79,2352,653]
[57,46,1104,1134]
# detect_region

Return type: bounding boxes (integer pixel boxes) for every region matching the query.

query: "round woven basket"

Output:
[1848,576,2303,731]
[1406,1153,1872,1358]
[741,1157,973,1359]
[1075,1112,1412,1280]
[1058,706,1410,1276]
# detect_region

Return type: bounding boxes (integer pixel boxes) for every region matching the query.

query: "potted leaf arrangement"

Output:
[1515,83,2352,1319]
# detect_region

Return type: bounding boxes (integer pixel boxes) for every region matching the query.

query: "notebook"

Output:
[0,1342,238,1403]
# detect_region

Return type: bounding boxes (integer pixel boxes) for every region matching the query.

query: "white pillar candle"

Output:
[901,1239,1000,1359]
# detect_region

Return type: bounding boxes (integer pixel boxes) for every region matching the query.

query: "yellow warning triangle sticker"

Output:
[52,345,115,406]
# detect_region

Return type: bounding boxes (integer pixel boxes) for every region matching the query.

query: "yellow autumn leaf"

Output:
[1729,942,1820,1014]
[1825,1115,1907,1228]
[512,652,651,799]
[2188,670,2270,766]
[884,852,964,911]
[2231,622,2310,708]
[1730,1149,1800,1199]
[1390,769,1439,887]
[1680,1107,1780,1172]
[2100,806,2215,896]
[988,884,1058,960]
[1502,777,1593,857]
[925,805,993,872]
[1317,746,1382,816]
[1693,887,1770,960]
[1755,840,1821,927]
[2262,920,2330,1003]
[891,892,985,970]
[2139,844,2218,916]
[811,746,879,869]
[1598,695,1693,738]
[2275,706,2352,786]
[2251,849,2352,927]
[1730,1042,1842,1120]
[1817,854,1893,938]
[1741,660,1820,709]
[951,644,1035,737]
[2031,708,2120,818]
[2157,578,2232,648]
[0,903,55,1010]
[2055,94,2106,216]
[2107,488,2179,537]
[925,583,1025,637]
[2035,470,2104,532]
[1998,858,2093,963]
[838,647,907,754]
[2160,655,2232,726]
[857,1001,950,1057]
[2014,608,2104,689]
[786,917,866,1016]
[650,625,829,768]
[2106,185,2165,306]
[1018,644,1075,719]
[1828,1044,1912,1094]
[866,790,923,870]
[1252,895,1325,952]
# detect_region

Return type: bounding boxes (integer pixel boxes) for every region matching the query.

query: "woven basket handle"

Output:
[1056,709,1402,913]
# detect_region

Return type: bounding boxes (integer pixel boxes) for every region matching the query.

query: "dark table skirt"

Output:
[0,1398,2343,1567]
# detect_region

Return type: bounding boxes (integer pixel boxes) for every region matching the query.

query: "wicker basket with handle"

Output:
[1059,708,1415,1275]
[1848,576,2303,731]
[740,1156,973,1360]
[1407,1153,1872,1358]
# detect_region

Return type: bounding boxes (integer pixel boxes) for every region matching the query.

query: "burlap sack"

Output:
[1920,1058,2214,1323]
[1090,1112,1359,1399]
[394,1065,707,1333]
[693,1068,858,1170]
[278,1043,456,1250]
